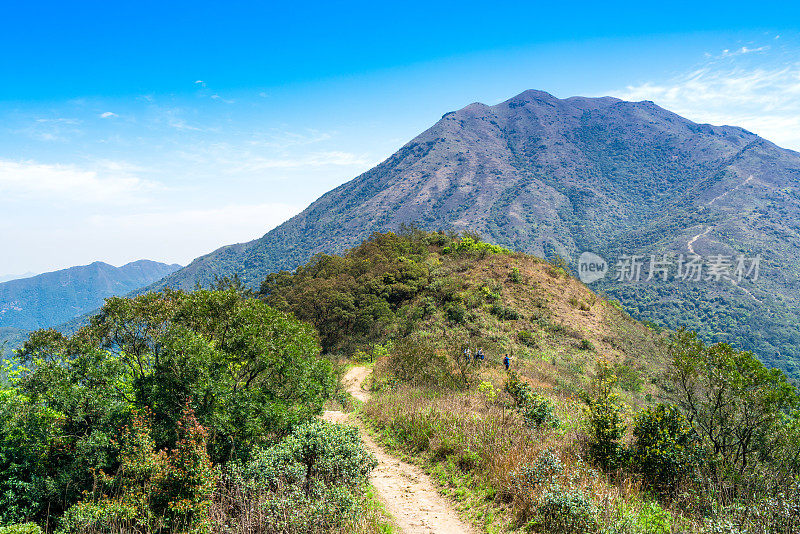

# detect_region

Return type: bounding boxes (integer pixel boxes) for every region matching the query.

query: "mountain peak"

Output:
[147,90,800,377]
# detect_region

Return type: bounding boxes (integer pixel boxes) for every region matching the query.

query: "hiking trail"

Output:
[322,366,474,534]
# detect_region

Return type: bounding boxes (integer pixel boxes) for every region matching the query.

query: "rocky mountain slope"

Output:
[146,90,800,376]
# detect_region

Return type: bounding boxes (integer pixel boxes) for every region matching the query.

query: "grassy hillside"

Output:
[260,228,669,401]
[263,230,799,534]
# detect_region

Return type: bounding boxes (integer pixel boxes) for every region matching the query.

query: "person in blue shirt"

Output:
[503,354,511,371]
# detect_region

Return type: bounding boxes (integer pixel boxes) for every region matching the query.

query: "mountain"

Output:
[148,89,800,377]
[0,260,182,344]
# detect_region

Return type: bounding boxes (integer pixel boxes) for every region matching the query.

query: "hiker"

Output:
[476,347,485,362]
[503,353,511,371]
[463,347,471,363]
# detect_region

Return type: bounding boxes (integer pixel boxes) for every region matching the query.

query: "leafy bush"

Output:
[510,449,564,495]
[517,330,537,347]
[214,421,377,533]
[490,303,520,321]
[579,339,595,351]
[0,525,42,534]
[582,360,627,472]
[442,236,511,256]
[630,404,699,497]
[505,373,560,428]
[59,406,216,534]
[445,302,467,324]
[509,267,523,283]
[533,487,599,534]
[636,501,672,534]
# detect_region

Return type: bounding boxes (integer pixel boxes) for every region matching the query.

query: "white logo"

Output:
[578,252,608,284]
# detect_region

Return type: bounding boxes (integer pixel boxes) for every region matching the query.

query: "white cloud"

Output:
[210,94,235,104]
[706,46,770,60]
[100,111,117,118]
[0,159,156,204]
[612,50,800,151]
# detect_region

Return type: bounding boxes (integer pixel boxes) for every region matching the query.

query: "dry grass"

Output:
[363,373,703,533]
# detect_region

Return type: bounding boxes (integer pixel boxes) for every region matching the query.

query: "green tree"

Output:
[664,329,798,483]
[630,403,699,497]
[582,359,627,472]
[0,289,334,526]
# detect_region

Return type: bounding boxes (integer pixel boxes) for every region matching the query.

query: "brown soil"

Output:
[323,366,474,534]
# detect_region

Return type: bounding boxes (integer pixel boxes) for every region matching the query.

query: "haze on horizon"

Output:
[2,0,799,277]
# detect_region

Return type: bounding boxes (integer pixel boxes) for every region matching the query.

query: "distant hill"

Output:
[0,260,181,347]
[146,89,800,377]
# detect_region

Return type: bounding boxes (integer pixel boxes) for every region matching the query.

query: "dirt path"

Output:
[706,174,753,206]
[687,226,711,255]
[323,367,474,534]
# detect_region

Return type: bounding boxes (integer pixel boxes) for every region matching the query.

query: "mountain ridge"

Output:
[0,259,182,337]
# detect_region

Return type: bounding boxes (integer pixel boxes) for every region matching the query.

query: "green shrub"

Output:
[0,524,42,534]
[636,501,672,534]
[579,339,595,351]
[509,267,523,283]
[533,487,598,534]
[442,236,511,255]
[583,360,627,472]
[490,303,520,321]
[218,420,377,533]
[518,330,537,347]
[59,406,216,534]
[511,449,564,495]
[505,373,560,428]
[630,404,699,497]
[613,362,643,392]
[445,302,467,324]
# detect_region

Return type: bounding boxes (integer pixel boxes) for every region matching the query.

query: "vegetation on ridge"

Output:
[0,230,797,533]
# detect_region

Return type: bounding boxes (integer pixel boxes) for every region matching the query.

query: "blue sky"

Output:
[2,1,799,275]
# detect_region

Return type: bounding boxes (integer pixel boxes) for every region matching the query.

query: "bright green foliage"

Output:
[0,524,42,534]
[582,360,627,472]
[636,501,672,534]
[219,420,377,533]
[630,403,699,497]
[442,235,511,256]
[505,373,560,428]
[0,289,333,527]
